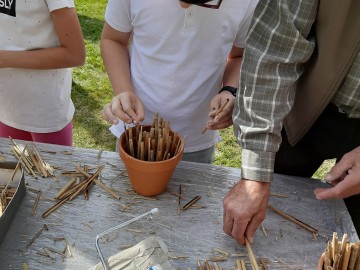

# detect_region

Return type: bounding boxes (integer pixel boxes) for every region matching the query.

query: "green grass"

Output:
[72,0,333,179]
[72,0,115,151]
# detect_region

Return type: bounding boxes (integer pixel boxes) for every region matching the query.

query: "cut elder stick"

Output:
[42,190,72,218]
[10,143,28,182]
[333,254,341,269]
[55,177,76,199]
[2,145,26,203]
[147,137,151,161]
[325,258,331,270]
[70,165,105,199]
[137,126,143,158]
[332,232,339,260]
[140,142,144,161]
[202,98,229,134]
[213,262,221,270]
[0,196,4,216]
[68,179,92,201]
[31,144,48,177]
[197,259,204,270]
[31,190,41,216]
[57,181,84,200]
[93,179,121,200]
[245,237,260,270]
[340,234,348,259]
[181,195,201,210]
[129,139,135,157]
[261,224,268,237]
[348,244,359,269]
[75,165,119,200]
[236,259,242,269]
[267,204,318,234]
[341,244,351,270]
[213,248,228,257]
[240,259,246,270]
[260,256,269,270]
[328,241,334,264]
[26,224,49,248]
[153,112,159,128]
[204,261,212,270]
[123,122,129,146]
[10,140,36,177]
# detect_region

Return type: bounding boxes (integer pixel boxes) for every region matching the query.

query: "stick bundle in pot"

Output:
[318,232,360,270]
[123,113,183,162]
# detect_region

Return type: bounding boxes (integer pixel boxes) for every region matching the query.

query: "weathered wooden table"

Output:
[0,137,358,269]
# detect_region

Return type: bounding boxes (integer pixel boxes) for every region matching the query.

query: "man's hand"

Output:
[314,146,360,199]
[101,92,145,125]
[206,93,235,131]
[223,179,270,245]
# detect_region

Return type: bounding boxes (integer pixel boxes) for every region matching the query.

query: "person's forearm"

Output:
[222,55,242,88]
[0,48,84,69]
[101,39,134,96]
[222,47,243,88]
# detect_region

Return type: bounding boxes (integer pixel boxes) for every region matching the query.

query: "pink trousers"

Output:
[0,122,73,146]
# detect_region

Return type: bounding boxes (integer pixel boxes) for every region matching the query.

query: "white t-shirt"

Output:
[0,0,76,133]
[105,0,257,152]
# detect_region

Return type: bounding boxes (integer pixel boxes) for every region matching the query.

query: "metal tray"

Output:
[0,162,26,245]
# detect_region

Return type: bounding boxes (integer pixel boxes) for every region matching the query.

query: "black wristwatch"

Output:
[219,86,237,97]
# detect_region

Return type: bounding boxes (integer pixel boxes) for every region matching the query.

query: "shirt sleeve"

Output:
[46,0,75,11]
[233,0,319,182]
[233,0,258,48]
[105,0,133,33]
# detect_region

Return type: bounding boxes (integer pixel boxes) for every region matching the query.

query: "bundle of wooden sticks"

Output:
[0,186,15,217]
[123,113,183,162]
[10,139,55,178]
[42,163,120,218]
[318,232,360,270]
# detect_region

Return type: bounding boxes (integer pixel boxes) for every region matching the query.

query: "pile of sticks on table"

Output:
[319,232,360,270]
[10,139,55,178]
[123,113,183,161]
[42,164,120,218]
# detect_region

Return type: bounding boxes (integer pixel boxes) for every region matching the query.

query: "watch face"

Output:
[0,0,16,17]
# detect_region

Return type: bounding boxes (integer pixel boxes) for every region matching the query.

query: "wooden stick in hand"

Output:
[245,237,260,270]
[202,98,230,134]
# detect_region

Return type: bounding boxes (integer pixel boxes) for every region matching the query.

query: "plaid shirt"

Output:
[233,0,360,182]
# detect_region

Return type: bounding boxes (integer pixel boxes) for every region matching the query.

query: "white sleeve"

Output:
[105,0,133,33]
[46,0,75,12]
[233,0,258,48]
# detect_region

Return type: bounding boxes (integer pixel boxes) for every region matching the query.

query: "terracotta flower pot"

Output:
[119,126,184,196]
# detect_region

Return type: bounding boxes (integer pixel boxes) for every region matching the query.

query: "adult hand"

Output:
[223,179,270,245]
[101,92,145,125]
[206,93,234,130]
[314,146,360,199]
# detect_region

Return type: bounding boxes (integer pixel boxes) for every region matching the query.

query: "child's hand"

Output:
[206,93,235,130]
[102,92,145,125]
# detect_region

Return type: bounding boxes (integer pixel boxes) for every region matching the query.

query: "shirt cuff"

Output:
[241,149,275,182]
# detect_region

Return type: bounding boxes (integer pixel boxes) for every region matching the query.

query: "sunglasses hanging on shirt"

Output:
[180,0,223,9]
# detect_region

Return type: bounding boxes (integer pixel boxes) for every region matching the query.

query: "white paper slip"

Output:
[109,122,125,138]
